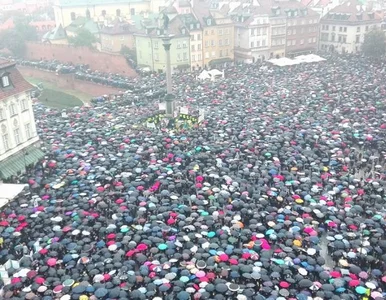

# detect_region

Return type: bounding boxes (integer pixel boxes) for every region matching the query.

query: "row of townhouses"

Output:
[50,0,385,71]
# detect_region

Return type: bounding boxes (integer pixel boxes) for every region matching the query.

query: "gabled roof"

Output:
[43,24,67,40]
[56,0,148,7]
[0,61,33,101]
[65,17,100,34]
[100,22,137,35]
[323,0,381,22]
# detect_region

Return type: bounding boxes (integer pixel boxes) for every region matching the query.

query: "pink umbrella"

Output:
[47,258,57,267]
[35,277,45,284]
[196,271,206,278]
[11,277,21,284]
[219,253,229,261]
[96,186,105,192]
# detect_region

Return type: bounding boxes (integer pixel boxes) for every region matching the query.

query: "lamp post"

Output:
[162,35,176,118]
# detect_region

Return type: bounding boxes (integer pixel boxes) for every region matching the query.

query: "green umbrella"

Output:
[120,226,129,233]
[207,231,216,238]
[180,276,189,283]
[63,279,75,287]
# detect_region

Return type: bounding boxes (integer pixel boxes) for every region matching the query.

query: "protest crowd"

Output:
[1,53,386,300]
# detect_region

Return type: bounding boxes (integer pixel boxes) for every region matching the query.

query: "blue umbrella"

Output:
[95,288,108,298]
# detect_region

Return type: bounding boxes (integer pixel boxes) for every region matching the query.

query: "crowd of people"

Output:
[1,53,386,300]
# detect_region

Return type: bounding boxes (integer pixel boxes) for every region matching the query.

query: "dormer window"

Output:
[182,28,186,34]
[207,18,212,26]
[2,75,9,88]
[196,23,200,29]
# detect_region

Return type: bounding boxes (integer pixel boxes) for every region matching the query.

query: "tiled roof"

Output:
[57,0,147,7]
[100,22,137,35]
[0,61,34,101]
[324,0,381,22]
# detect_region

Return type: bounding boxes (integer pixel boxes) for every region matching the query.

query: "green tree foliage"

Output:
[0,15,38,57]
[68,28,97,48]
[362,29,386,57]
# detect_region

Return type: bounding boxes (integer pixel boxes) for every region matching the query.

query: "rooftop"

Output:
[0,61,34,101]
[55,0,148,7]
[100,22,137,35]
[323,0,381,22]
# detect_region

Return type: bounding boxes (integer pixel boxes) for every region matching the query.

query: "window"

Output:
[250,29,255,36]
[197,43,201,50]
[86,9,91,19]
[10,103,16,116]
[70,12,76,21]
[130,8,135,16]
[219,29,223,35]
[313,37,316,43]
[332,26,336,31]
[192,54,196,62]
[177,53,181,61]
[308,38,312,43]
[183,52,188,61]
[207,18,212,26]
[211,40,215,46]
[331,33,335,42]
[191,45,195,51]
[256,40,261,47]
[225,38,229,45]
[2,133,9,151]
[219,49,223,57]
[211,51,215,57]
[198,53,202,60]
[288,29,292,35]
[262,40,266,46]
[344,27,347,32]
[205,30,208,35]
[102,10,106,17]
[205,52,209,59]
[300,39,304,44]
[0,108,4,120]
[205,41,209,48]
[116,9,121,17]
[225,49,229,56]
[225,28,229,34]
[154,41,159,49]
[21,99,27,111]
[14,128,20,145]
[1,76,9,87]
[177,42,181,49]
[197,34,201,40]
[154,53,159,61]
[25,123,31,139]
[287,40,291,46]
[191,34,195,41]
[211,30,214,35]
[356,35,360,43]
[339,26,342,32]
[251,42,254,48]
[219,39,222,46]
[365,25,369,31]
[262,28,267,35]
[357,26,360,32]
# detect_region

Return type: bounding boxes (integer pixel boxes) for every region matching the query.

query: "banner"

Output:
[180,107,189,115]
[179,113,198,123]
[198,109,205,123]
[158,103,166,111]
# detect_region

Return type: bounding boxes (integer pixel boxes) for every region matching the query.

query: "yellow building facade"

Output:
[53,0,165,27]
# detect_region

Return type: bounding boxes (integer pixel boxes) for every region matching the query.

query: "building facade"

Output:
[53,0,166,27]
[135,27,191,72]
[0,61,44,179]
[100,23,136,53]
[232,3,271,63]
[319,0,382,53]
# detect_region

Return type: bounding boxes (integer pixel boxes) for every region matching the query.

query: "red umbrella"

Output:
[107,233,116,239]
[349,280,360,287]
[279,281,290,288]
[39,249,48,255]
[11,277,21,284]
[62,226,72,232]
[330,271,341,278]
[96,186,105,192]
[35,277,45,284]
[136,243,148,251]
[27,270,37,279]
[125,250,136,257]
[219,253,229,262]
[47,258,57,267]
[0,220,9,226]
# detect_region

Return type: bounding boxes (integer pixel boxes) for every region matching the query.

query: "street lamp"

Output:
[162,35,176,118]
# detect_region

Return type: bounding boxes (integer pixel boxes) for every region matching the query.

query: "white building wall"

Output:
[0,92,39,162]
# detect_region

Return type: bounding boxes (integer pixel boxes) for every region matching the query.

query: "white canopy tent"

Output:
[197,69,225,81]
[0,183,28,209]
[268,54,326,67]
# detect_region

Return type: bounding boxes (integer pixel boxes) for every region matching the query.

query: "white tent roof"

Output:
[208,69,223,76]
[268,54,326,67]
[0,184,28,209]
[198,70,211,80]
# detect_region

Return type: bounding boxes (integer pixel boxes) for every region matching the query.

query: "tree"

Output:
[0,29,26,57]
[362,29,386,58]
[68,28,97,48]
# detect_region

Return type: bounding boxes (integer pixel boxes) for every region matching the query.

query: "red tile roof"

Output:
[0,61,34,101]
[325,0,382,22]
